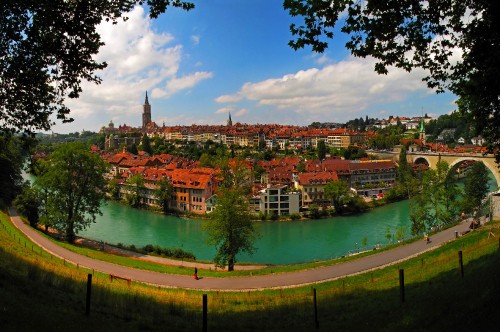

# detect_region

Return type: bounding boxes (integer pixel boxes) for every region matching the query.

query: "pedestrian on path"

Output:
[194,267,198,280]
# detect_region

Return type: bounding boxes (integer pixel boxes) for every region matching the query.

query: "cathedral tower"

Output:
[142,91,151,130]
[227,112,232,127]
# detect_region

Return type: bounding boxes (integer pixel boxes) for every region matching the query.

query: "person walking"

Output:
[194,267,198,280]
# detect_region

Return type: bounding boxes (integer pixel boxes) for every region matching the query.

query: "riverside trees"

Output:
[35,142,109,242]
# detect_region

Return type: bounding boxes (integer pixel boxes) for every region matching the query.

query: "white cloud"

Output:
[153,71,213,98]
[58,5,212,132]
[235,108,248,117]
[216,56,430,121]
[215,107,234,114]
[191,35,200,45]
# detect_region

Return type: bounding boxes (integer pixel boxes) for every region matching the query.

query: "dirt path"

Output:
[8,207,473,291]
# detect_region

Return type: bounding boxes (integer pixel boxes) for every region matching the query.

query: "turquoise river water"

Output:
[80,200,411,265]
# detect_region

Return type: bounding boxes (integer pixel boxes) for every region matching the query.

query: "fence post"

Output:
[313,288,319,329]
[86,274,92,316]
[399,269,405,303]
[458,251,464,278]
[202,294,207,332]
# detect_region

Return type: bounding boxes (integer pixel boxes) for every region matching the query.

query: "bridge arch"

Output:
[448,157,500,187]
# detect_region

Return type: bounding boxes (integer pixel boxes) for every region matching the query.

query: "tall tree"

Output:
[204,159,258,271]
[140,134,153,155]
[317,139,327,160]
[461,162,490,214]
[0,1,194,133]
[203,187,258,271]
[0,133,24,205]
[36,142,109,242]
[284,1,500,163]
[125,173,145,208]
[409,160,460,234]
[154,176,173,214]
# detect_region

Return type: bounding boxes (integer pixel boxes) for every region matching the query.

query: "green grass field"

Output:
[1,211,500,331]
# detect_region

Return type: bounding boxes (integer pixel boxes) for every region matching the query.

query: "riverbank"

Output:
[37,224,269,271]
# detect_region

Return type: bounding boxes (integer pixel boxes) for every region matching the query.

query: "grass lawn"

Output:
[1,211,500,331]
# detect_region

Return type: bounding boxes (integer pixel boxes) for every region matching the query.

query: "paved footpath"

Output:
[8,208,471,291]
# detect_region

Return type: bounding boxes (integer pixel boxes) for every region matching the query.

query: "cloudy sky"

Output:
[55,0,457,134]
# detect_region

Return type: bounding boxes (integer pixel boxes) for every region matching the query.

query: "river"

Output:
[80,200,411,265]
[27,169,497,265]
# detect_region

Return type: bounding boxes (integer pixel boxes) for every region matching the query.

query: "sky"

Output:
[54,0,457,134]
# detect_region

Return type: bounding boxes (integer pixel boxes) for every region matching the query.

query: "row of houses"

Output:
[100,149,397,217]
[102,121,372,151]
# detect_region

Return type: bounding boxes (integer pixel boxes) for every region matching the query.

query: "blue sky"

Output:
[55,0,457,134]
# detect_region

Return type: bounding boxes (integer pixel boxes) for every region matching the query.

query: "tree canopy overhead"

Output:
[0,0,194,133]
[284,1,500,162]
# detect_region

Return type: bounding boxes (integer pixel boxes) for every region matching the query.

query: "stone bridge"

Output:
[369,150,500,187]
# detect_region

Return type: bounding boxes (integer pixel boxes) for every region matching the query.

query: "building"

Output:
[295,171,338,208]
[259,185,301,216]
[142,91,152,130]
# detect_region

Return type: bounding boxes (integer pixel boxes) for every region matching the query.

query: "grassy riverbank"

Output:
[1,211,500,331]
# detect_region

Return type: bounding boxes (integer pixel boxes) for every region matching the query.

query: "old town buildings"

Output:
[97,95,396,216]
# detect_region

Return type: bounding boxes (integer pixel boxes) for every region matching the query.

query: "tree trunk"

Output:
[228,256,234,272]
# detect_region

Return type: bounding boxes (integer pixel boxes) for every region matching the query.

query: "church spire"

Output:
[144,91,149,105]
[227,112,232,127]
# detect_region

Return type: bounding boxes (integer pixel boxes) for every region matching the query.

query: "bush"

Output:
[289,213,301,220]
[141,244,196,260]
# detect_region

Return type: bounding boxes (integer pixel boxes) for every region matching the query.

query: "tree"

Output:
[128,143,139,155]
[409,161,460,235]
[107,178,121,200]
[324,180,349,214]
[140,134,153,155]
[203,187,258,271]
[461,162,490,214]
[0,133,24,206]
[317,140,327,160]
[125,174,145,208]
[36,142,109,242]
[13,182,42,227]
[1,0,194,133]
[154,176,173,214]
[284,1,500,163]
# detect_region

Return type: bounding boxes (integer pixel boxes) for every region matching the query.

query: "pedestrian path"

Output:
[8,207,472,291]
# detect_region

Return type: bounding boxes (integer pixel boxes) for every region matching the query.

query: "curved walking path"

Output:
[7,208,471,291]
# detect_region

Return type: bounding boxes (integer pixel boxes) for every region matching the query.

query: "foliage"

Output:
[343,146,367,160]
[409,161,461,235]
[107,178,121,200]
[317,140,327,160]
[0,133,24,205]
[284,0,500,163]
[13,181,42,227]
[203,187,258,271]
[308,204,321,219]
[424,112,472,143]
[35,142,109,242]
[128,143,139,155]
[1,0,194,133]
[141,244,195,260]
[153,176,173,214]
[140,134,153,155]
[324,180,350,214]
[125,174,145,208]
[461,162,490,214]
[368,125,404,150]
